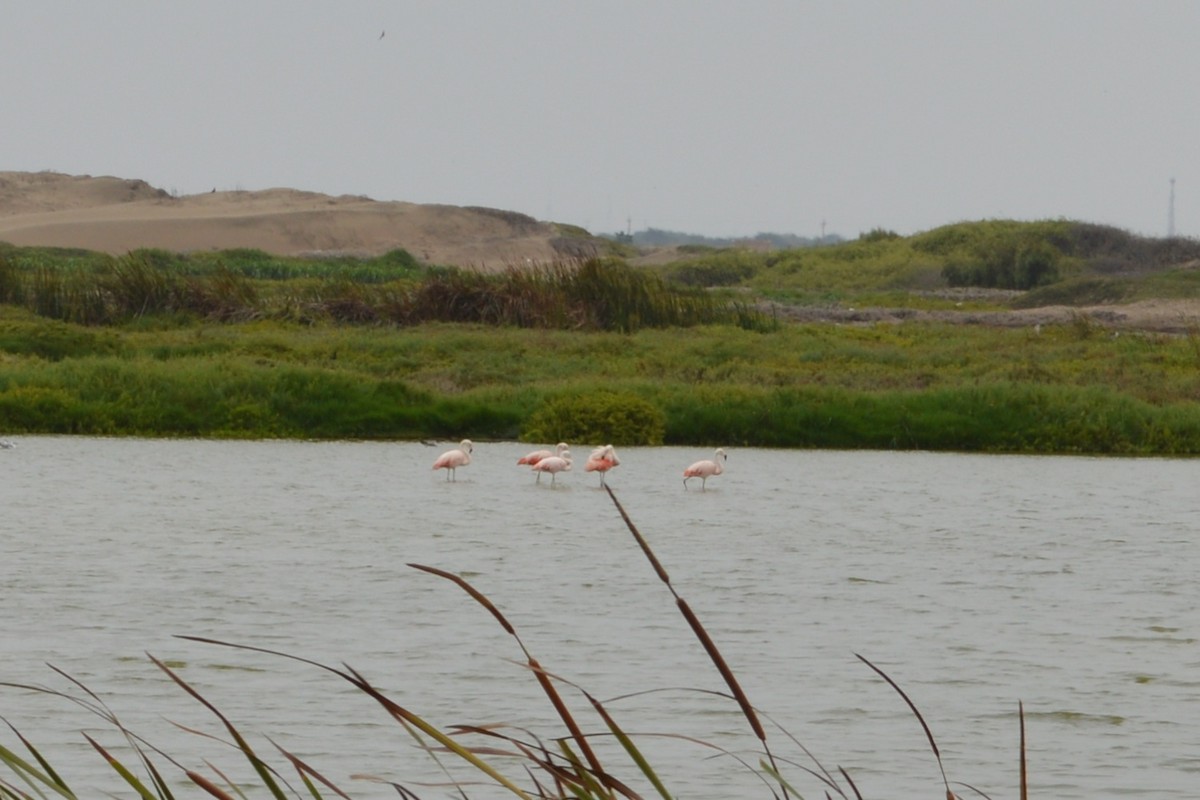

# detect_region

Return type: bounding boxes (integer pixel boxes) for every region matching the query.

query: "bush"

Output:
[378,248,420,270]
[942,237,1061,290]
[1014,240,1060,288]
[667,256,758,287]
[0,385,91,432]
[0,318,120,360]
[522,391,666,445]
[859,227,901,242]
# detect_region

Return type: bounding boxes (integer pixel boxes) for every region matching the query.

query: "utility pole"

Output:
[1169,178,1176,238]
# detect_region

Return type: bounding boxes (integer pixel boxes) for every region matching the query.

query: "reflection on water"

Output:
[2,437,1199,798]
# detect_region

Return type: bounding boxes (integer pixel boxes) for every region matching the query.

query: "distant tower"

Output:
[1168,178,1176,238]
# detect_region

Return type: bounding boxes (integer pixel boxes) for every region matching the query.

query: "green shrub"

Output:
[523,391,666,445]
[0,318,120,360]
[859,227,901,242]
[378,247,420,271]
[667,256,758,287]
[942,236,1061,290]
[0,385,91,432]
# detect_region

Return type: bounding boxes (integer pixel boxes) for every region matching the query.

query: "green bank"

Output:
[3,221,1200,454]
[4,309,1200,453]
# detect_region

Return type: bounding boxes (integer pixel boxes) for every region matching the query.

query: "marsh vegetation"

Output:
[3,220,1200,453]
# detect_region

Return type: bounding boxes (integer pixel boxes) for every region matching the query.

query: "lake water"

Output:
[1,436,1198,798]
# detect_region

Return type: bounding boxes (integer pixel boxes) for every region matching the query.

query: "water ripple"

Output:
[1,438,1198,798]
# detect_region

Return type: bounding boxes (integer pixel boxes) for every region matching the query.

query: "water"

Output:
[2,437,1199,798]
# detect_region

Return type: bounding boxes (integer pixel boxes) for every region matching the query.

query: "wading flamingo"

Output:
[584,444,620,486]
[531,451,572,486]
[683,448,727,492]
[517,442,569,466]
[432,439,473,481]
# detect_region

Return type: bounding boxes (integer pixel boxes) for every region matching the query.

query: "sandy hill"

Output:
[0,171,601,269]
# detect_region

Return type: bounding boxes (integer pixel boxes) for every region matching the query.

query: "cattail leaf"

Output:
[82,734,158,800]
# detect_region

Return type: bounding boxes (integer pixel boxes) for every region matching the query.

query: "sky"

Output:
[4,1,1199,240]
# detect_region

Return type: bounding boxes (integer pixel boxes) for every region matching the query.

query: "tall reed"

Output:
[1,247,771,332]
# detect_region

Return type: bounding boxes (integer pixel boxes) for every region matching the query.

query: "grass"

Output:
[5,310,1200,451]
[5,222,1200,452]
[0,249,770,331]
[0,488,1026,799]
[656,218,1200,306]
[0,242,425,283]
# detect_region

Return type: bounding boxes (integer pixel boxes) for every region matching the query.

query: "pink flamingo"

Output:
[517,442,569,466]
[683,448,727,492]
[432,439,473,481]
[584,444,620,486]
[530,451,572,486]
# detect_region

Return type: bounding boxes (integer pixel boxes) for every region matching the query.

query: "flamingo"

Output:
[683,448,727,492]
[530,451,572,486]
[517,442,569,466]
[520,442,570,483]
[584,444,620,486]
[432,439,473,481]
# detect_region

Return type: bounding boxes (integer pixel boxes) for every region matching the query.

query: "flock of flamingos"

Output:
[431,439,729,491]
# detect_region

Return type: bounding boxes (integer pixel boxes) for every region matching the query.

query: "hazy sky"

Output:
[5,2,1198,239]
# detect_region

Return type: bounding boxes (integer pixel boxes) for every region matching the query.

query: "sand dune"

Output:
[6,173,1200,333]
[0,171,598,269]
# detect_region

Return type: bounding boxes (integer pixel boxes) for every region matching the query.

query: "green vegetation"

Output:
[4,219,1200,454]
[3,307,1200,452]
[0,248,767,331]
[0,489,1025,799]
[659,218,1200,303]
[0,241,424,282]
[524,391,667,446]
